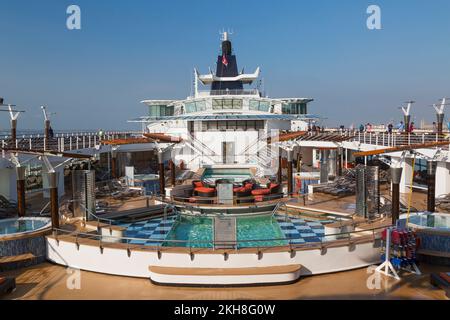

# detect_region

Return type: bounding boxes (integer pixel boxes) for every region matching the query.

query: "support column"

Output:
[337,147,343,177]
[111,151,117,179]
[320,149,329,184]
[435,161,450,198]
[399,157,413,194]
[437,113,444,136]
[427,161,437,213]
[169,159,176,187]
[11,119,17,146]
[277,147,282,184]
[16,166,26,217]
[287,150,294,196]
[158,151,165,198]
[48,172,59,229]
[391,167,403,225]
[404,115,411,133]
[44,119,50,151]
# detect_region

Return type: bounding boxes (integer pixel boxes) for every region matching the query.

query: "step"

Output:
[213,217,236,249]
[0,253,38,272]
[0,253,36,264]
[148,264,302,286]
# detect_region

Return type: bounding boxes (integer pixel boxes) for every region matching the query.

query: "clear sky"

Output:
[1,0,450,131]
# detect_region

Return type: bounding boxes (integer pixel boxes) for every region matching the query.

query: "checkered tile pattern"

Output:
[275,214,332,244]
[119,216,176,246]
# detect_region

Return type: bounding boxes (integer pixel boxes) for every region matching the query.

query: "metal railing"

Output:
[0,131,139,152]
[51,223,387,252]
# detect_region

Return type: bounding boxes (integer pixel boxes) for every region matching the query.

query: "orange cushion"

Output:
[244,183,253,190]
[0,277,5,285]
[195,187,216,193]
[269,183,279,190]
[252,189,271,196]
[193,181,203,188]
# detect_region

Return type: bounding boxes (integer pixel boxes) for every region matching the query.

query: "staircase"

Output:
[183,134,219,166]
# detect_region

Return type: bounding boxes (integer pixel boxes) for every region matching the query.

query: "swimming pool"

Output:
[0,217,51,237]
[163,215,287,248]
[202,168,252,183]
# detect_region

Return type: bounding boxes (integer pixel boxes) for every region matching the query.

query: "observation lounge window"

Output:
[212,99,243,110]
[249,100,271,112]
[282,103,307,115]
[184,100,206,114]
[148,105,174,117]
[200,120,264,132]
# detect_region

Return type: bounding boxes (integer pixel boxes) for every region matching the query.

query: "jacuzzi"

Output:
[401,212,450,266]
[0,217,51,271]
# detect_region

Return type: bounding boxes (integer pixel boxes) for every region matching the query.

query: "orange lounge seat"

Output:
[251,189,271,196]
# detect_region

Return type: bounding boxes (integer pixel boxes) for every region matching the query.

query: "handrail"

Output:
[51,224,388,250]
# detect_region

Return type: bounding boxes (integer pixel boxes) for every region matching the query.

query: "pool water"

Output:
[237,216,287,247]
[202,168,252,183]
[164,215,286,248]
[409,214,450,230]
[164,216,213,248]
[0,218,50,236]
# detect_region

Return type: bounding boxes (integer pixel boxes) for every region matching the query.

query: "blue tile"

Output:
[300,233,317,238]
[296,226,313,231]
[303,237,321,243]
[129,239,147,245]
[283,229,300,235]
[280,225,296,230]
[290,239,306,244]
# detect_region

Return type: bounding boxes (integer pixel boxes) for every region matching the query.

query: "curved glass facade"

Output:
[148,105,174,117]
[282,102,307,115]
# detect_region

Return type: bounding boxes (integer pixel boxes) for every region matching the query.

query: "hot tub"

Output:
[0,217,51,237]
[0,217,51,271]
[402,213,450,266]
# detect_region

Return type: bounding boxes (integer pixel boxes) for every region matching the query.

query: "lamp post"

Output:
[432,98,448,136]
[0,98,24,146]
[400,101,414,133]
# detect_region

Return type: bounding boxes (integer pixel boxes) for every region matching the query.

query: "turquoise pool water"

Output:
[164,216,213,248]
[202,168,252,183]
[164,215,287,248]
[0,218,51,236]
[409,213,450,230]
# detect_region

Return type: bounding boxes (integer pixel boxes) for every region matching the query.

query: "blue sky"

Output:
[1,0,450,131]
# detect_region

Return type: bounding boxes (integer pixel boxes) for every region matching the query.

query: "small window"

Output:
[213,99,223,110]
[218,121,227,131]
[232,99,243,109]
[223,99,233,109]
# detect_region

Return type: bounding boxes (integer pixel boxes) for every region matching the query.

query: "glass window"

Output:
[259,101,270,112]
[282,102,307,114]
[218,121,227,131]
[249,100,259,110]
[227,120,237,130]
[232,99,243,109]
[212,99,223,110]
[223,99,233,109]
[249,100,270,111]
[196,100,206,112]
[148,105,174,117]
[207,121,218,131]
